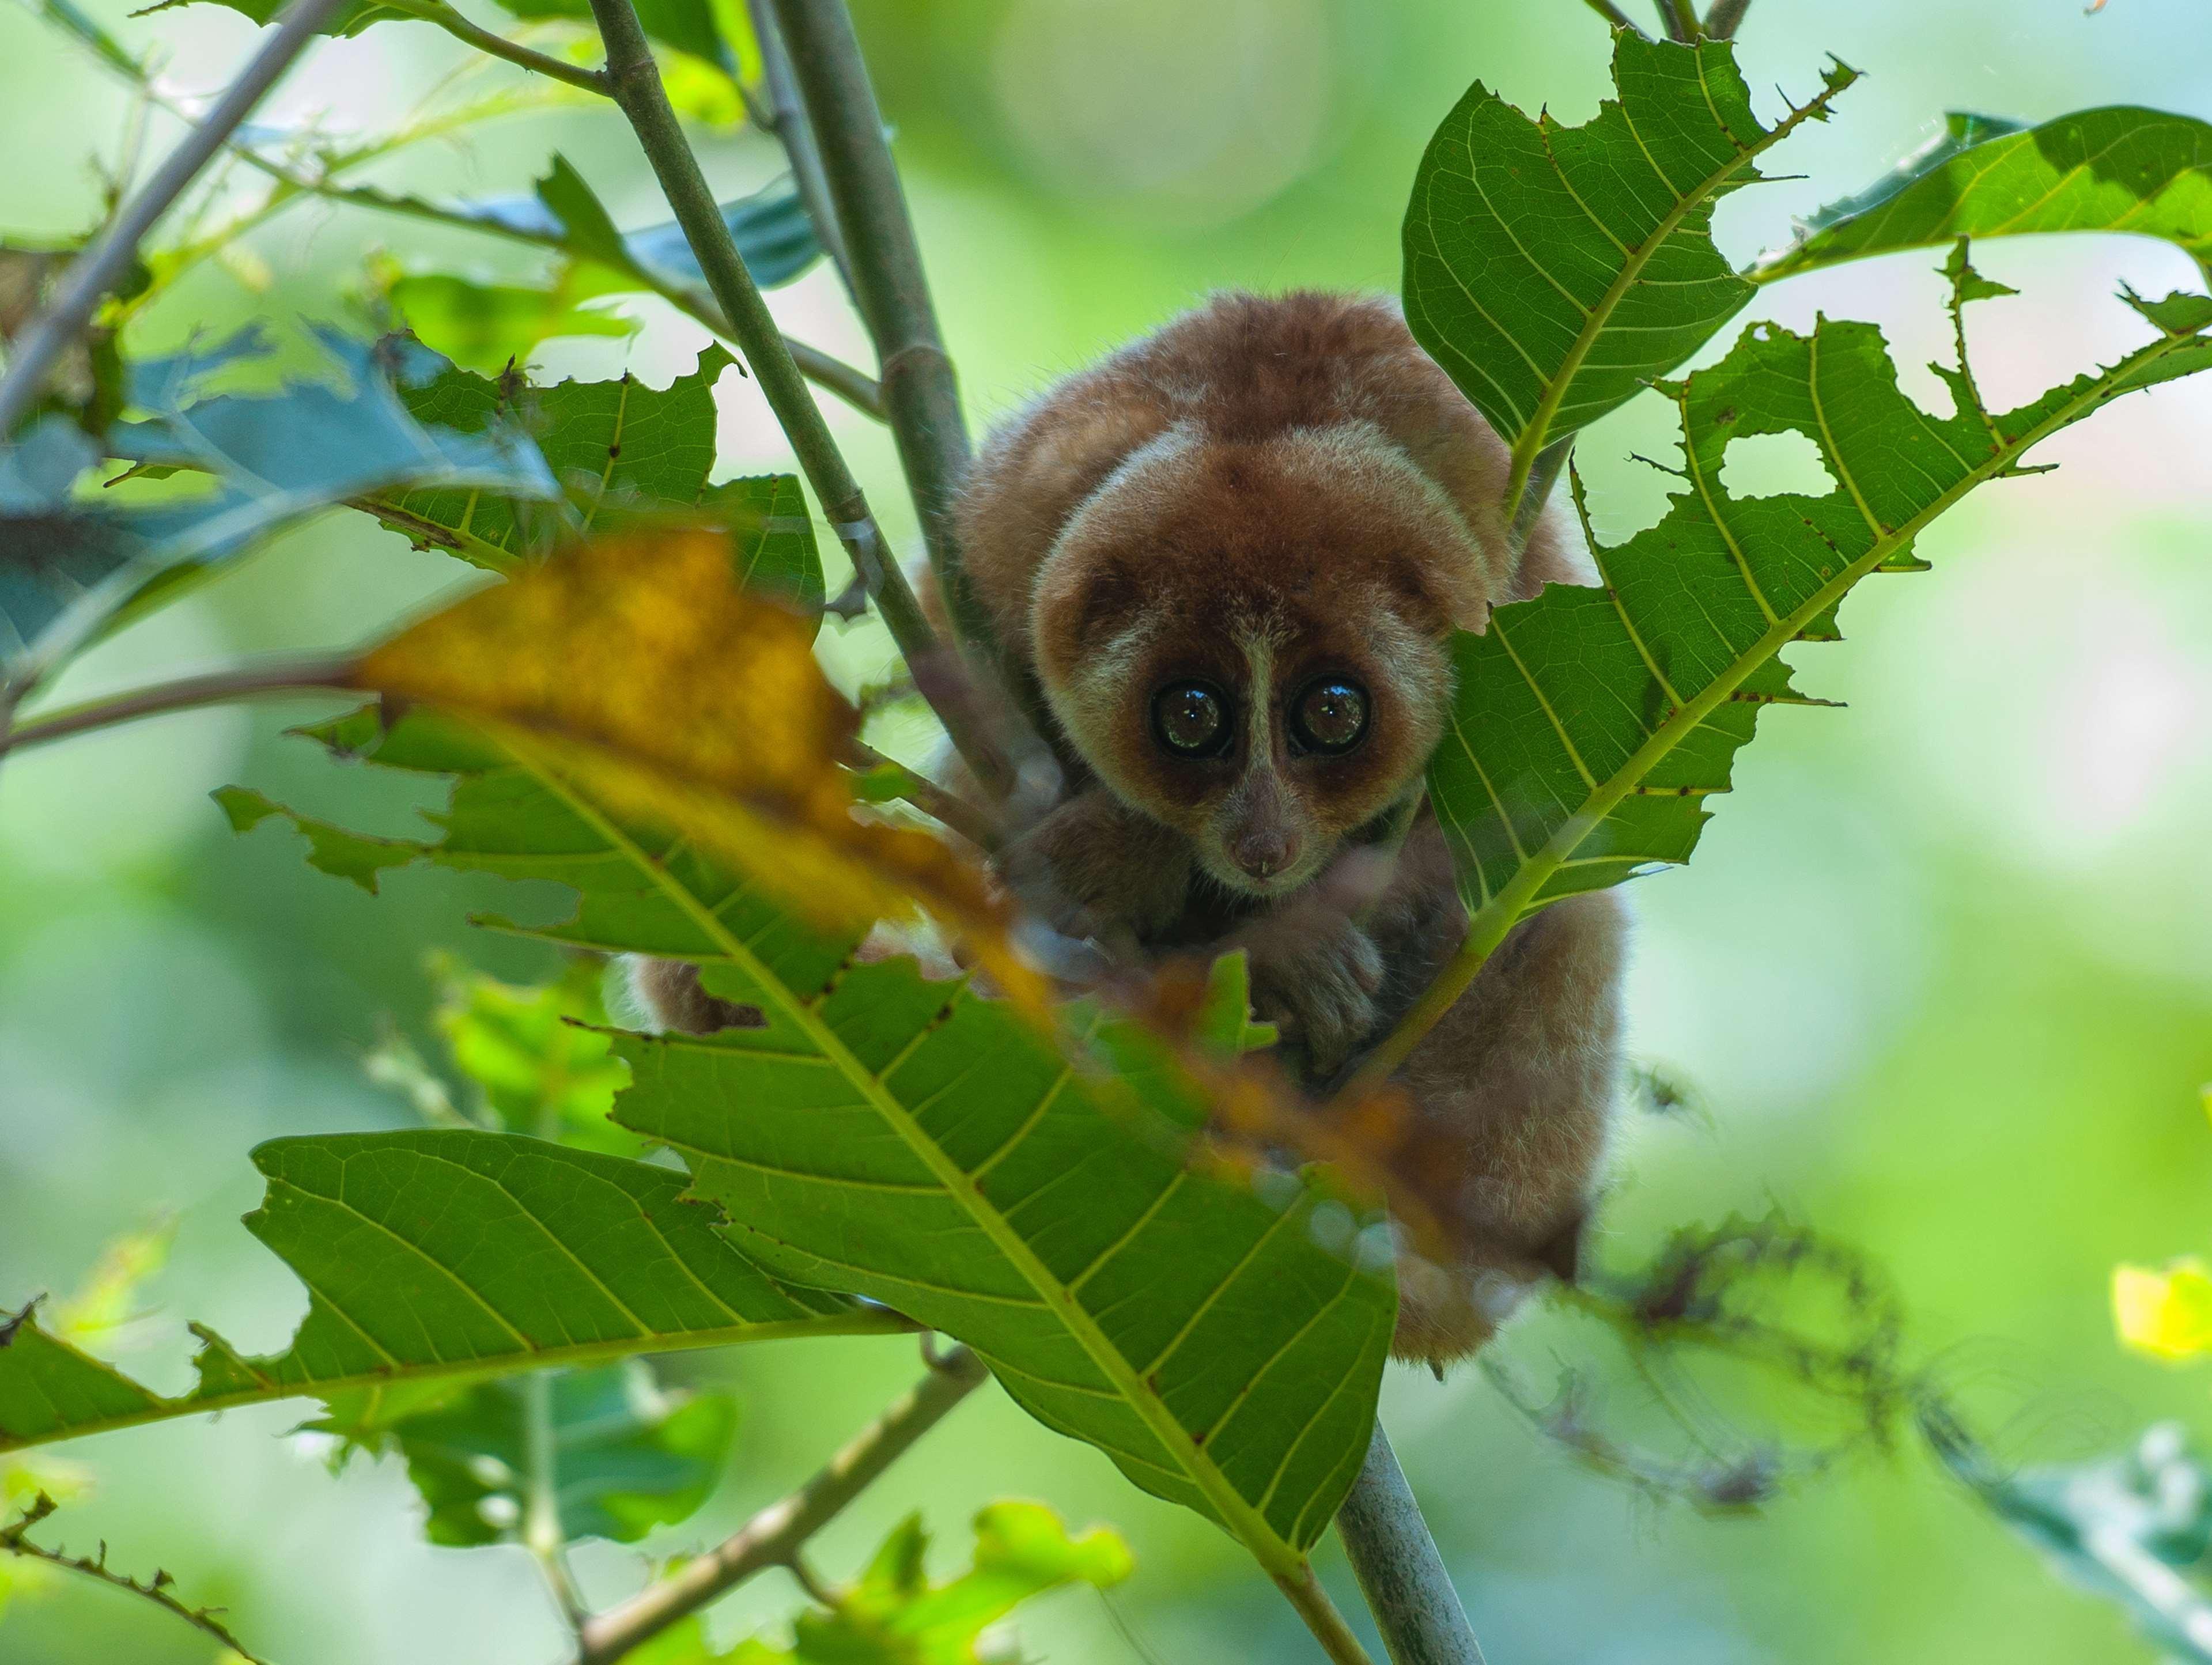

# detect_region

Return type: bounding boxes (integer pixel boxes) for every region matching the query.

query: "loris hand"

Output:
[1229,857,1395,1078]
[994,787,1192,949]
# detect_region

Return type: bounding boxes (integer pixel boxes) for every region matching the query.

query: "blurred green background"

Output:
[4,0,2212,1659]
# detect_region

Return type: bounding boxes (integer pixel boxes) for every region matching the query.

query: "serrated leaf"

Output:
[356,1361,735,1548]
[0,1133,898,1454]
[726,1502,1132,1664]
[1420,286,2212,967]
[236,701,1394,1568]
[1402,33,1855,510]
[426,958,637,1153]
[1757,106,2212,281]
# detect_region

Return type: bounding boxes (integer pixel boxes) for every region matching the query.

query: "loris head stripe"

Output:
[1031,417,1492,898]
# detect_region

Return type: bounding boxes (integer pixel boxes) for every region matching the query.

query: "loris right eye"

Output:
[1151,681,1232,757]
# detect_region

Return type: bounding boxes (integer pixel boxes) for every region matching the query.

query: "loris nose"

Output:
[1232,830,1298,880]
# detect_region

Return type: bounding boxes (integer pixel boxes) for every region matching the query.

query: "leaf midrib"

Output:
[519,759,1314,1577]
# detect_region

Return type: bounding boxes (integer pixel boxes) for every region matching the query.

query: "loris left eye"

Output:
[1290,678,1368,755]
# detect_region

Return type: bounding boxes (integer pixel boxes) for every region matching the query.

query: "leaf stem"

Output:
[1273,1565,1381,1665]
[0,0,350,434]
[570,1345,988,1664]
[523,1369,589,1632]
[1334,1424,1486,1665]
[585,0,1011,798]
[1,1493,273,1665]
[1654,0,1701,40]
[377,0,611,95]
[0,655,362,759]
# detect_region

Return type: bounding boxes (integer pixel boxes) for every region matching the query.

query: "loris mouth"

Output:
[1200,849,1328,902]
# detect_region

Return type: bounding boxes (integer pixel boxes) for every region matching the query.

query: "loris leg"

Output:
[994,785,1193,948]
[1382,887,1629,1368]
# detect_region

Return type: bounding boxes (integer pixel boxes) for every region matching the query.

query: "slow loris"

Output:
[959,290,1628,1365]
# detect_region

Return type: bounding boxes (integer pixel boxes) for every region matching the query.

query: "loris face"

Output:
[1029,419,1494,899]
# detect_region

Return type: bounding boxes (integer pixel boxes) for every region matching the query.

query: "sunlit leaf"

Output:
[1402,32,1854,509]
[0,1134,896,1454]
[1757,107,2212,281]
[352,1361,735,1549]
[383,269,635,376]
[1419,278,2212,972]
[726,1503,1133,1664]
[2115,1259,2212,1362]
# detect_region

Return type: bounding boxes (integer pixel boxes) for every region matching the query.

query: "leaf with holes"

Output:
[1402,31,1855,513]
[1419,269,2212,980]
[1756,106,2212,281]
[226,699,1396,1576]
[0,1133,895,1454]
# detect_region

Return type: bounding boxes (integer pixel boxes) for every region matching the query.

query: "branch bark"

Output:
[743,0,856,298]
[570,1345,988,1664]
[585,0,1009,796]
[0,656,360,758]
[0,0,350,434]
[1334,1424,1487,1665]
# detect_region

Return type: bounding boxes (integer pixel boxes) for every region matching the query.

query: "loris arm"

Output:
[993,784,1194,949]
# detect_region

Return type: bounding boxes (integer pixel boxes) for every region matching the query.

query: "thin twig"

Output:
[845,740,1000,852]
[1334,1425,1486,1665]
[783,336,884,418]
[585,0,1009,800]
[0,656,361,758]
[378,0,611,95]
[0,0,350,434]
[1655,0,1701,39]
[1579,0,1647,33]
[1702,0,1752,38]
[743,0,856,297]
[1,1494,273,1665]
[1509,436,1574,553]
[570,1346,988,1664]
[523,1369,590,1632]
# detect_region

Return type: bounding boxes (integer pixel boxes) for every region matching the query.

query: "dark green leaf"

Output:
[1757,107,2212,281]
[1420,280,2212,959]
[1402,33,1855,510]
[236,705,1396,1568]
[0,1133,897,1454]
[357,1362,735,1548]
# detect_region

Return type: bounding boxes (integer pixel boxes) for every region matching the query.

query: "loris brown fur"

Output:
[961,290,1628,1366]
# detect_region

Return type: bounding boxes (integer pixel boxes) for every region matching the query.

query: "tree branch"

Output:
[1703,0,1752,38]
[1579,0,1647,33]
[1655,0,1701,39]
[0,0,350,434]
[1,1493,272,1665]
[585,0,1011,799]
[743,0,855,298]
[0,656,361,758]
[571,1345,988,1664]
[1334,1424,1487,1665]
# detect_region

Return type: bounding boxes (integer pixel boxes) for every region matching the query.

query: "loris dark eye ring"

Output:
[1152,680,1232,757]
[1290,678,1368,755]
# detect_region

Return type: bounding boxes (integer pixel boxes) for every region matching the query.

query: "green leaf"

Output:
[160,0,724,67]
[362,346,822,623]
[726,1503,1133,1664]
[1402,33,1855,511]
[1756,107,2212,281]
[1930,1413,2212,1664]
[0,329,556,668]
[0,1133,898,1454]
[351,1361,736,1548]
[240,706,1396,1566]
[1421,281,2212,967]
[384,270,636,377]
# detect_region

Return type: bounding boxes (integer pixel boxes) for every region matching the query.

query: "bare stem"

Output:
[571,1346,988,1664]
[743,0,856,297]
[1579,0,1647,32]
[585,0,1009,797]
[845,740,1000,852]
[523,1369,589,1632]
[379,0,611,94]
[1273,1566,1381,1665]
[1334,1425,1486,1665]
[1703,0,1752,38]
[1,1493,272,1665]
[0,656,361,759]
[0,0,350,433]
[1655,0,1702,39]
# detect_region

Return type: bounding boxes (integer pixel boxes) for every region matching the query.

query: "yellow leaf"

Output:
[353,532,1031,998]
[2115,1259,2212,1361]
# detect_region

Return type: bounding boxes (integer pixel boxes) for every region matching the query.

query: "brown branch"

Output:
[2,1493,273,1665]
[571,1345,988,1664]
[0,656,361,758]
[1703,0,1752,38]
